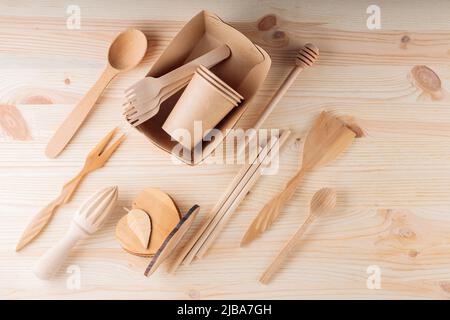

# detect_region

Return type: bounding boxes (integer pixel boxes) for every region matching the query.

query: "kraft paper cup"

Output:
[162,70,239,150]
[197,70,242,105]
[197,65,244,102]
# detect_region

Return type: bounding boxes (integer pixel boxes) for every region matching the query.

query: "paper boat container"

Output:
[135,10,271,165]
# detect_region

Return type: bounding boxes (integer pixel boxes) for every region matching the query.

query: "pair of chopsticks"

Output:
[170,129,291,272]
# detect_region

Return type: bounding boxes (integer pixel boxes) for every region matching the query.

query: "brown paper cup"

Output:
[197,66,243,103]
[163,71,238,150]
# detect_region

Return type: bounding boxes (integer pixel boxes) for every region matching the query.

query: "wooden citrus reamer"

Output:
[33,186,119,280]
[260,188,337,284]
[241,112,356,246]
[238,43,319,155]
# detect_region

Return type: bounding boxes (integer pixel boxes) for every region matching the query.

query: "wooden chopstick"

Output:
[188,138,277,260]
[195,130,291,259]
[169,130,291,272]
[175,136,271,266]
[194,132,286,256]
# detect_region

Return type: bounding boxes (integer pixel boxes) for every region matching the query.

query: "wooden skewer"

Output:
[191,133,282,260]
[237,43,319,156]
[169,130,291,272]
[195,130,291,259]
[182,132,283,265]
[175,135,270,266]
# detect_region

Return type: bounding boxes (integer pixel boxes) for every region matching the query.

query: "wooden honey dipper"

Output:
[238,43,319,155]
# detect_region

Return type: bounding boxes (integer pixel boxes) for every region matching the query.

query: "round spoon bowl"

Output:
[108,29,148,71]
[310,188,336,216]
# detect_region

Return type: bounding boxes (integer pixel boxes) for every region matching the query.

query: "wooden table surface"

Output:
[2,0,450,300]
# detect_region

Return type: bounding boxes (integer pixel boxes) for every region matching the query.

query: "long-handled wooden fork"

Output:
[16,127,125,251]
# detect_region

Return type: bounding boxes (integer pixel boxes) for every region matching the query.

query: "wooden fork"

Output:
[16,127,125,251]
[124,75,192,126]
[124,45,231,118]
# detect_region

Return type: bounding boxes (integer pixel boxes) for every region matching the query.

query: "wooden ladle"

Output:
[259,188,337,284]
[45,28,148,158]
[241,112,356,246]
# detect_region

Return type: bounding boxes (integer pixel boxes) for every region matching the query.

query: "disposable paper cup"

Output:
[197,68,242,104]
[163,70,239,150]
[197,66,243,103]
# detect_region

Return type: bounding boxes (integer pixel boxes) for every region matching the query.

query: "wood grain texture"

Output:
[2,0,450,299]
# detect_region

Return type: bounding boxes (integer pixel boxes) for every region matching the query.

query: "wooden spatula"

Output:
[240,112,356,246]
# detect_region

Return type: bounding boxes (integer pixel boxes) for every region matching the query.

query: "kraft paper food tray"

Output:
[136,10,271,165]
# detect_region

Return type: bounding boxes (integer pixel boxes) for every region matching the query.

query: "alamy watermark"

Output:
[169,123,282,175]
[66,5,81,29]
[366,265,381,289]
[366,5,381,30]
[66,264,81,290]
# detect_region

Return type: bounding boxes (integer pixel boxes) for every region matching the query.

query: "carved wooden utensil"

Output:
[124,75,192,127]
[240,112,356,246]
[124,45,231,120]
[16,127,125,251]
[260,188,337,284]
[45,28,147,158]
[33,186,118,280]
[237,43,319,156]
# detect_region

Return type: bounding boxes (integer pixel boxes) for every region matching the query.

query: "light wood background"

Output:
[1,0,450,299]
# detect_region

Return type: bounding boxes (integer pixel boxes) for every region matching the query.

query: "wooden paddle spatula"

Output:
[240,112,356,246]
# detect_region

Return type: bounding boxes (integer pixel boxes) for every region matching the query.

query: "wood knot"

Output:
[188,289,201,299]
[400,35,410,49]
[273,30,286,39]
[0,104,31,141]
[21,95,53,104]
[396,227,416,240]
[64,78,71,85]
[408,249,418,258]
[258,14,277,31]
[257,14,289,47]
[410,65,441,93]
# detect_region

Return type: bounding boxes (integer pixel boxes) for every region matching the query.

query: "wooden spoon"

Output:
[259,188,337,284]
[45,28,147,158]
[241,112,356,246]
